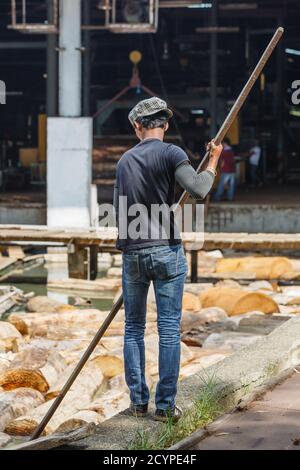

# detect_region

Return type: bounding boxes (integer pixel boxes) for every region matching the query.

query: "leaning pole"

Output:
[31,27,284,440]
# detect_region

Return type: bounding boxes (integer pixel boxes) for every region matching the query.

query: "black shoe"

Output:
[127,403,148,418]
[154,406,182,423]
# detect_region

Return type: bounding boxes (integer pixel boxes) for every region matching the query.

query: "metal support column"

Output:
[59,0,82,117]
[210,0,218,137]
[83,0,91,117]
[46,0,57,116]
[48,0,93,234]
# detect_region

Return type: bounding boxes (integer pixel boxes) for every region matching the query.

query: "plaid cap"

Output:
[128,97,173,126]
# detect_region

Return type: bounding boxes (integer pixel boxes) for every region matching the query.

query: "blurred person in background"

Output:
[213,137,236,202]
[248,139,262,188]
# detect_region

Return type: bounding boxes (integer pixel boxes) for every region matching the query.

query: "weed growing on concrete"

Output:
[127,426,154,451]
[128,371,224,450]
[265,361,279,377]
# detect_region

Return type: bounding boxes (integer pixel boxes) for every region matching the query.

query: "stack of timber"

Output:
[2,251,300,446]
[92,141,130,204]
[0,286,30,317]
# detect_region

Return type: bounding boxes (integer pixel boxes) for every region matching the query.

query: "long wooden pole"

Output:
[31,26,284,440]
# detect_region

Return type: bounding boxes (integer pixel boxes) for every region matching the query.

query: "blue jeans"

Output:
[122,244,188,411]
[214,173,235,201]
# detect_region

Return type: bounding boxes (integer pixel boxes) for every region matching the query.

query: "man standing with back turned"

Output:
[114,97,222,422]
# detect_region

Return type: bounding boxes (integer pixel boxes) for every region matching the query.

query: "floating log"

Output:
[182,292,202,312]
[10,310,115,338]
[5,358,105,435]
[0,347,67,392]
[57,389,130,433]
[0,338,19,353]
[55,410,103,433]
[0,321,22,340]
[181,307,228,332]
[88,354,123,379]
[246,280,274,291]
[200,287,279,316]
[216,257,294,280]
[27,296,76,313]
[7,423,95,450]
[0,387,44,432]
[48,278,121,295]
[0,356,12,375]
[0,295,17,315]
[0,321,23,352]
[8,316,28,336]
[45,359,104,401]
[0,431,12,448]
[11,309,156,340]
[107,267,122,278]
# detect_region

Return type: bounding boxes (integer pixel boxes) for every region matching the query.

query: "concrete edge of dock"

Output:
[61,314,300,450]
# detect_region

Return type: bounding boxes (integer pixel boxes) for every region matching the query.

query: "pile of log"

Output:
[0,293,204,442]
[0,321,24,353]
[1,256,300,447]
[215,256,299,280]
[200,287,279,316]
[0,286,31,317]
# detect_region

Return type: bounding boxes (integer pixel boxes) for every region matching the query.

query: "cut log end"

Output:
[5,419,47,437]
[8,317,29,336]
[0,369,49,393]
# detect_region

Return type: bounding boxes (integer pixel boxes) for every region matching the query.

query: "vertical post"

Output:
[210,0,218,137]
[11,0,16,26]
[59,0,82,117]
[191,250,198,284]
[47,0,93,230]
[22,0,26,24]
[68,245,98,280]
[46,0,58,117]
[112,0,116,24]
[276,17,285,184]
[83,0,91,117]
[149,0,154,25]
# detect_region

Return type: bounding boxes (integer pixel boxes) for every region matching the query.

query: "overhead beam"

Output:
[196,26,239,33]
[0,42,46,49]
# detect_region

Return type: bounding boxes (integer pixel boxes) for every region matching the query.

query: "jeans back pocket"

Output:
[152,249,178,280]
[123,254,140,281]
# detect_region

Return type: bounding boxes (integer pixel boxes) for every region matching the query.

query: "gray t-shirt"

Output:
[114,138,214,252]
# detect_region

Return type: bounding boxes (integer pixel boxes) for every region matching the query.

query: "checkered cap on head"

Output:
[128,97,173,126]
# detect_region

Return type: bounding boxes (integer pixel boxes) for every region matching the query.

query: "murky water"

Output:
[1,261,114,312]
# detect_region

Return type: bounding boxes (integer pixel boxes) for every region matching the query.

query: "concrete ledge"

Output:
[206,204,300,233]
[68,315,300,450]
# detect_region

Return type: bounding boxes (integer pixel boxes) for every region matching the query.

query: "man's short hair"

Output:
[135,110,170,130]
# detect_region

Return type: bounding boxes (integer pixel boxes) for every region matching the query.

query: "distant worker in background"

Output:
[248,139,262,188]
[213,137,236,202]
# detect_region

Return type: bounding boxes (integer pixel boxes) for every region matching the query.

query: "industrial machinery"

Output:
[99,0,159,33]
[9,0,159,34]
[9,0,59,34]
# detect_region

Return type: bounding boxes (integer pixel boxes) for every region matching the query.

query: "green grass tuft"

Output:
[128,371,224,450]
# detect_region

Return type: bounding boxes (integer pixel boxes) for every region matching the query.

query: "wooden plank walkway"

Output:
[1,225,300,251]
